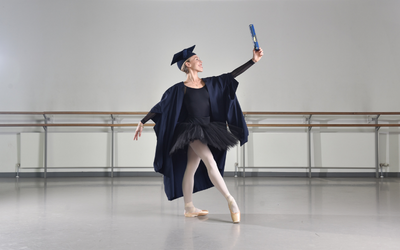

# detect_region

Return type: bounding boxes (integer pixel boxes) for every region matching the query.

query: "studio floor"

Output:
[0,176,399,250]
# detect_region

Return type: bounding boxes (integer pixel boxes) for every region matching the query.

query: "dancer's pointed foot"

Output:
[184,202,209,217]
[227,195,240,223]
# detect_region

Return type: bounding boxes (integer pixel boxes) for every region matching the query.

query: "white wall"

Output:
[1,0,400,112]
[0,134,19,172]
[1,0,400,174]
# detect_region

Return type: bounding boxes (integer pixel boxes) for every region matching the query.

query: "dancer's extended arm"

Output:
[133,112,156,140]
[231,48,263,78]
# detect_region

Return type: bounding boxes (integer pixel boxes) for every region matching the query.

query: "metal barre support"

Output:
[242,114,246,178]
[307,115,312,178]
[111,115,115,178]
[43,114,48,179]
[243,143,246,178]
[375,115,380,178]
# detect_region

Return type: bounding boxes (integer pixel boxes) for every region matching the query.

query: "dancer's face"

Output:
[185,55,203,73]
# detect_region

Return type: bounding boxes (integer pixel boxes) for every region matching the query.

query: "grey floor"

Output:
[1,177,400,250]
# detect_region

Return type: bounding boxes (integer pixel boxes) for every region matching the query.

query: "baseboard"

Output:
[0,172,163,178]
[1,171,399,178]
[232,172,400,178]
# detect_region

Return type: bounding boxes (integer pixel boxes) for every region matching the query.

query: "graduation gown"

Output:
[149,73,248,200]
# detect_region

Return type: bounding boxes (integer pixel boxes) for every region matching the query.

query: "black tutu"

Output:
[169,116,240,154]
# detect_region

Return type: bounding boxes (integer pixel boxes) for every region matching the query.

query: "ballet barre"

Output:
[0,112,151,178]
[240,112,400,178]
[1,111,400,178]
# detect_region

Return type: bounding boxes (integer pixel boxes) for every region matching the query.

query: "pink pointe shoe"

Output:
[184,209,209,218]
[227,196,240,223]
[184,202,209,217]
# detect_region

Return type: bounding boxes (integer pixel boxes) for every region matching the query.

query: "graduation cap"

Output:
[171,45,196,70]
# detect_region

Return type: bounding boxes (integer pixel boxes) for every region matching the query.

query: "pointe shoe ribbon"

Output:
[184,210,209,217]
[228,196,240,223]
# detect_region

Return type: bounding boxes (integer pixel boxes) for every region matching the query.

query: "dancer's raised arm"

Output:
[231,48,263,78]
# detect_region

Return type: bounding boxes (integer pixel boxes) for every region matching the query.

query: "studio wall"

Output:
[1,0,399,175]
[1,0,399,112]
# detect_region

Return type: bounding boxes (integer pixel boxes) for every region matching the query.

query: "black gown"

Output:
[141,59,254,200]
[141,59,255,153]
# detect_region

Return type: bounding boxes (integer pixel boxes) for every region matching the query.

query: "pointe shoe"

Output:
[184,210,209,218]
[227,196,240,223]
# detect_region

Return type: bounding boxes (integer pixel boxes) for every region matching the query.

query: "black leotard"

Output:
[141,59,254,124]
[184,86,210,118]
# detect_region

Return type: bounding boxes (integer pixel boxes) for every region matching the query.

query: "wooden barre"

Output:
[0,123,152,127]
[0,111,148,115]
[247,124,400,127]
[243,112,400,115]
[2,111,400,116]
[1,123,400,127]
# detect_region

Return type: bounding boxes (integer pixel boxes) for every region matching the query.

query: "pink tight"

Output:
[182,140,239,213]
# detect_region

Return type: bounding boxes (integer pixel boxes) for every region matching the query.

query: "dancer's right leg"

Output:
[182,145,203,215]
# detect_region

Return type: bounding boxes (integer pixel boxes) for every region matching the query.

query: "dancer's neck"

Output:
[184,72,203,88]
